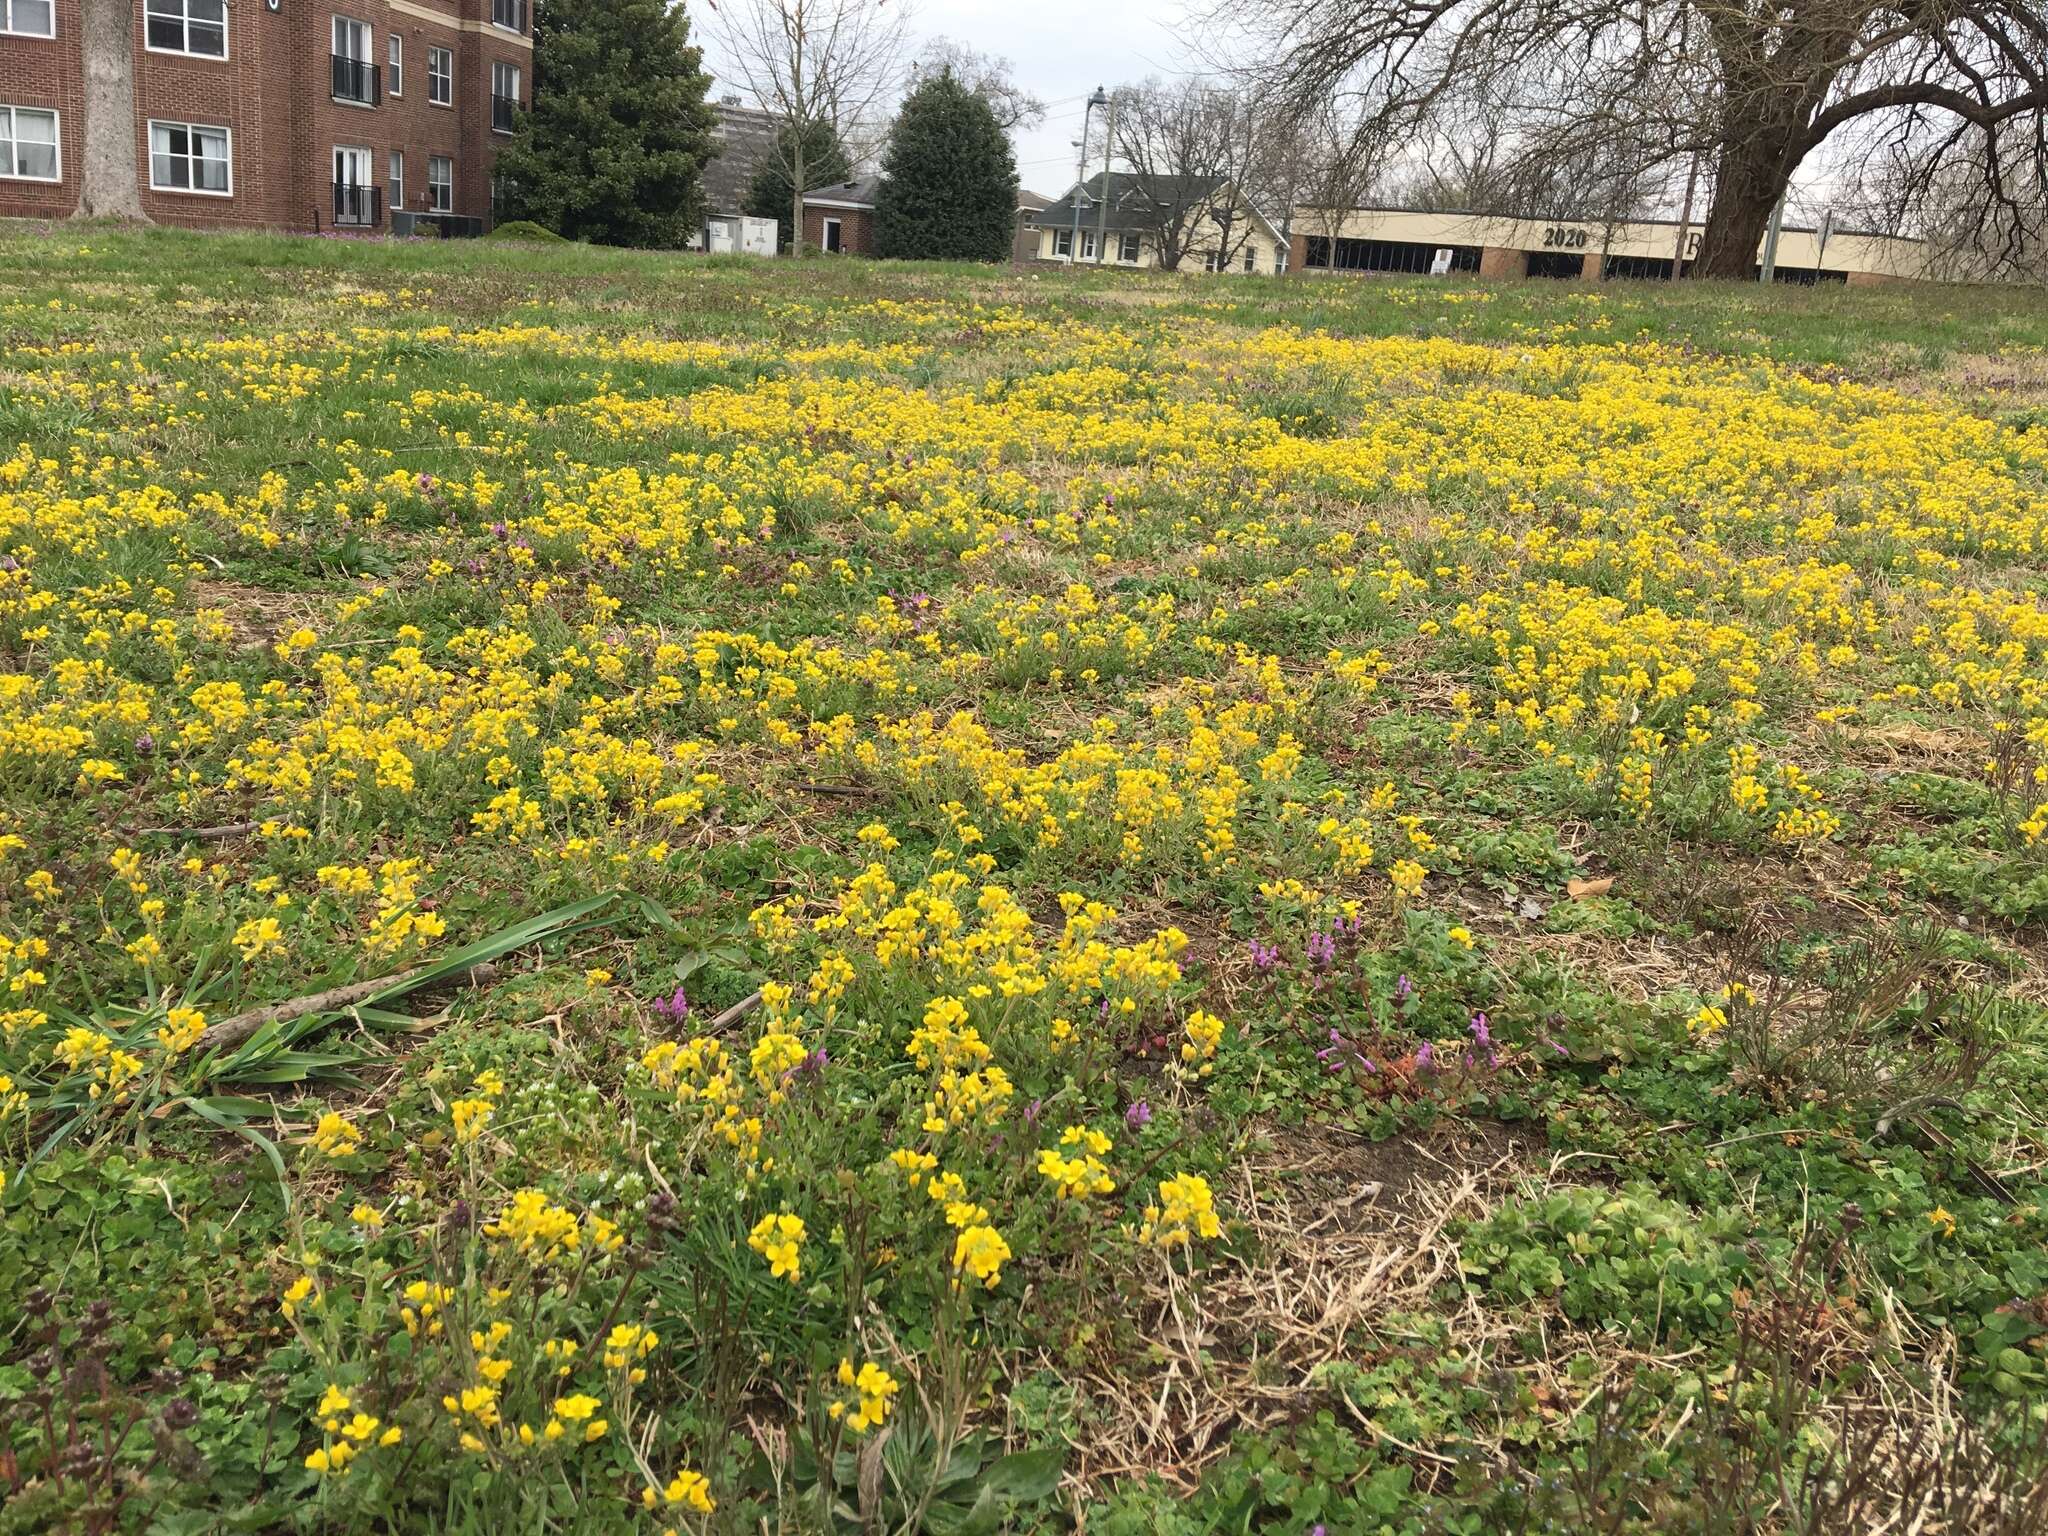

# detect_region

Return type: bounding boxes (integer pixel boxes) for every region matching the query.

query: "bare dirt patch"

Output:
[1057,1115,1543,1490]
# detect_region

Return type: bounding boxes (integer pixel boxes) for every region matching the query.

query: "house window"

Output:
[427,46,453,106]
[145,0,225,57]
[389,149,404,209]
[388,34,403,95]
[1052,227,1072,258]
[491,61,521,134]
[1118,232,1140,264]
[427,154,453,212]
[1080,230,1098,260]
[822,217,842,253]
[1203,251,1222,273]
[331,17,378,104]
[0,0,55,38]
[492,0,526,32]
[148,120,231,195]
[0,106,59,181]
[1243,247,1256,273]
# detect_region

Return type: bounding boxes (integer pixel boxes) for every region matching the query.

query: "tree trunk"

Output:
[1689,96,1799,280]
[790,130,806,257]
[77,0,148,220]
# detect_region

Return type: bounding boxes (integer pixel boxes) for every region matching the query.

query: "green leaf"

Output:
[976,1444,1064,1502]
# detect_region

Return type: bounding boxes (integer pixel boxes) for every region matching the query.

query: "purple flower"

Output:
[1415,1040,1434,1069]
[651,986,690,1022]
[1306,930,1336,970]
[1395,973,1413,1005]
[1468,1012,1491,1050]
[1125,1099,1152,1130]
[490,521,509,540]
[1024,1098,1043,1126]
[1248,940,1280,972]
[418,472,436,492]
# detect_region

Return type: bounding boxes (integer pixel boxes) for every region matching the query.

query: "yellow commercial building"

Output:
[1289,206,1928,284]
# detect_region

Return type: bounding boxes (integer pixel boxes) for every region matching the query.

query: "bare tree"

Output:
[77,0,147,220]
[912,37,1046,133]
[708,0,911,255]
[1110,77,1283,270]
[1198,0,2048,279]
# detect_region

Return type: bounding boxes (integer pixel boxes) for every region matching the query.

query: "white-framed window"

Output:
[1203,251,1221,273]
[1052,227,1072,258]
[1080,230,1098,260]
[0,106,59,182]
[491,0,526,32]
[148,120,231,196]
[145,0,225,57]
[1118,232,1140,264]
[332,16,369,59]
[427,46,453,106]
[388,33,403,95]
[0,0,55,39]
[491,61,520,133]
[389,149,404,209]
[427,154,453,212]
[1242,247,1256,273]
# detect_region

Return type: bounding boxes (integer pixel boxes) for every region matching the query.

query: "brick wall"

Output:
[0,0,83,219]
[0,0,528,232]
[802,203,873,255]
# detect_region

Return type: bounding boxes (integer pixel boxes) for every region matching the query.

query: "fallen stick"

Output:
[706,989,763,1032]
[139,821,259,842]
[199,961,499,1054]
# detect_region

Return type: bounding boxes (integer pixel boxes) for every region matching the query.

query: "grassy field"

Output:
[4,225,2048,1534]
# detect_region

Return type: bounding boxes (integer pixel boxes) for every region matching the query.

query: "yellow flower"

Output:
[1928,1206,1956,1238]
[233,915,285,961]
[949,1224,1011,1289]
[552,1392,602,1421]
[310,1111,361,1158]
[156,1006,205,1055]
[1141,1173,1222,1249]
[748,1211,806,1281]
[450,1098,493,1143]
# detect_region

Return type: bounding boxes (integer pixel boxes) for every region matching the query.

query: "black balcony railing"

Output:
[491,94,519,134]
[332,182,383,227]
[331,55,381,105]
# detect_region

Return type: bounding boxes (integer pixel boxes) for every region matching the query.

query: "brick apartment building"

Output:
[0,0,530,234]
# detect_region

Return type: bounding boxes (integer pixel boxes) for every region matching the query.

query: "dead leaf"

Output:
[1566,877,1615,900]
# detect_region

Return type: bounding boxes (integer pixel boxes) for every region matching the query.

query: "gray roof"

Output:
[803,175,881,210]
[1017,189,1051,213]
[702,100,780,217]
[1036,171,1228,233]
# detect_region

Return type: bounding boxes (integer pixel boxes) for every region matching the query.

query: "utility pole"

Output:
[1759,187,1788,283]
[1094,90,1115,264]
[1069,86,1107,265]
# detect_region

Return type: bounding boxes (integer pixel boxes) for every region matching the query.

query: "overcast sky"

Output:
[702,0,1200,199]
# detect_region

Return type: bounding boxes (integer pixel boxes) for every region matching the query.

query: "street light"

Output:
[1069,86,1108,265]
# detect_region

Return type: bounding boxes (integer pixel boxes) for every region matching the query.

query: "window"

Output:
[1118,232,1139,264]
[388,34,403,95]
[427,154,453,213]
[1243,247,1256,273]
[1052,227,1072,258]
[491,61,520,133]
[145,0,225,57]
[331,16,378,103]
[1,0,54,38]
[1080,230,1097,260]
[428,47,453,105]
[492,0,526,32]
[389,149,404,209]
[148,120,230,195]
[0,106,58,181]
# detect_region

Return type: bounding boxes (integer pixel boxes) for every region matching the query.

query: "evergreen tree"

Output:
[496,0,717,248]
[875,69,1017,262]
[744,120,853,252]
